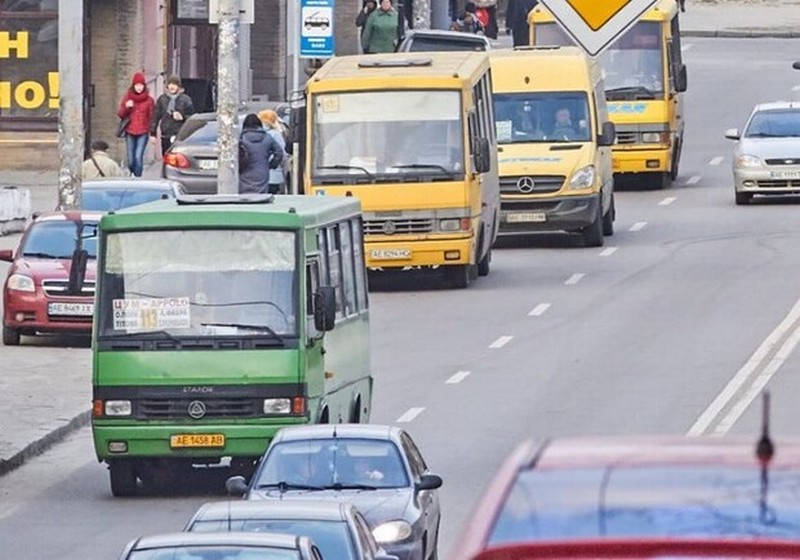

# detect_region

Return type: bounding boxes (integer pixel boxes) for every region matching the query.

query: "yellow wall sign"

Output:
[0,31,60,111]
[539,0,658,56]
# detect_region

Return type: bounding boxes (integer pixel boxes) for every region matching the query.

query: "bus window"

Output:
[600,21,664,98]
[339,222,358,315]
[532,22,572,46]
[351,219,368,311]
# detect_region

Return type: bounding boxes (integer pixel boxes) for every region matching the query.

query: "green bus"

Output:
[91,193,372,496]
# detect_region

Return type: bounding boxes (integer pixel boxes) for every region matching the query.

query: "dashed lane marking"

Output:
[529,303,551,317]
[489,336,514,349]
[565,273,585,285]
[685,175,701,185]
[396,407,425,423]
[629,221,647,232]
[599,247,618,257]
[659,197,677,206]
[446,371,471,384]
[709,156,725,166]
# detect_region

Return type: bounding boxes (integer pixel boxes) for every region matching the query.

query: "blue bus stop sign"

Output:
[300,0,335,58]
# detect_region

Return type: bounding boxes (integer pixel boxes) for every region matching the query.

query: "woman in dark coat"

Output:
[239,113,284,195]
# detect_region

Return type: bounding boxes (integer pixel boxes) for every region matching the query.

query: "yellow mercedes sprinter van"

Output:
[489,46,616,246]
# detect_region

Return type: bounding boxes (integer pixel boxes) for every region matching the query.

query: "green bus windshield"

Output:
[98,228,298,339]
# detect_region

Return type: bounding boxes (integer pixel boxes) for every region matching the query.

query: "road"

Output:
[2,38,800,559]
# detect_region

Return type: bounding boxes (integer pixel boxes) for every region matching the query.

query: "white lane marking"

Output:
[396,407,425,423]
[792,85,800,92]
[629,221,647,232]
[565,273,585,285]
[446,371,471,384]
[658,197,677,206]
[529,303,551,317]
[489,335,513,349]
[687,296,800,436]
[713,324,800,435]
[709,156,725,166]
[686,175,702,185]
[599,247,618,257]
[681,43,694,52]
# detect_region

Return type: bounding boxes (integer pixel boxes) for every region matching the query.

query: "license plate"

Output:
[197,159,218,170]
[507,212,546,223]
[370,248,412,260]
[48,302,94,316]
[170,434,225,448]
[770,170,800,180]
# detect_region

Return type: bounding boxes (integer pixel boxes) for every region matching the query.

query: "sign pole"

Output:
[216,0,241,195]
[58,0,84,210]
[290,0,301,195]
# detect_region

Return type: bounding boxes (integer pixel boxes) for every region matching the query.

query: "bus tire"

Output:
[582,198,604,248]
[478,247,492,277]
[109,460,138,497]
[670,136,683,181]
[657,172,671,190]
[445,265,471,289]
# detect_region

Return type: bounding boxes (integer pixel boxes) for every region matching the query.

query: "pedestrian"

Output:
[362,0,399,54]
[239,113,284,195]
[451,8,485,34]
[678,0,685,12]
[82,140,124,180]
[151,74,195,158]
[356,0,378,53]
[506,0,538,47]
[472,0,498,39]
[117,72,155,178]
[258,109,289,194]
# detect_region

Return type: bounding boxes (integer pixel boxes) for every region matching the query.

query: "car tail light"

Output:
[163,152,191,169]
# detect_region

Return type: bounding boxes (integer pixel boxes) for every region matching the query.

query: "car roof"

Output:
[33,210,105,223]
[191,500,349,523]
[273,423,399,443]
[131,531,302,550]
[753,101,800,112]
[404,29,491,43]
[82,179,181,190]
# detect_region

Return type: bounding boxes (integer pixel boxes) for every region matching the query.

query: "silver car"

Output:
[725,101,800,205]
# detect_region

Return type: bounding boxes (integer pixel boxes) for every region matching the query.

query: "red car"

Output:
[453,435,800,560]
[1,211,101,345]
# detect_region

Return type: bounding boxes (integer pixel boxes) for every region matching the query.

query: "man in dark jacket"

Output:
[239,113,284,194]
[152,74,195,156]
[506,0,538,47]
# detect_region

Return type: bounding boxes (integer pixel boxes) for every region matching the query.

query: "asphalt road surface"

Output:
[2,38,800,559]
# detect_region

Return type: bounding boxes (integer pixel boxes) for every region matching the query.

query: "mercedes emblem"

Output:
[188,400,207,419]
[516,176,535,194]
[382,220,398,235]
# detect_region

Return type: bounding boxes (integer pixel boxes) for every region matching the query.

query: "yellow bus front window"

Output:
[600,22,664,98]
[312,90,464,182]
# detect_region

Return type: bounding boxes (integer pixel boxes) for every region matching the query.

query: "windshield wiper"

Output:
[107,329,183,345]
[322,483,379,491]
[389,163,456,177]
[255,481,325,491]
[200,322,285,345]
[22,251,62,259]
[317,164,375,181]
[747,132,784,138]
[605,86,656,100]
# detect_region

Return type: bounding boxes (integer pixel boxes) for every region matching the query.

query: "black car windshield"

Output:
[745,110,800,138]
[191,519,354,560]
[128,546,299,559]
[256,438,410,490]
[489,465,800,545]
[81,188,172,212]
[21,220,98,259]
[494,92,591,144]
[406,37,487,52]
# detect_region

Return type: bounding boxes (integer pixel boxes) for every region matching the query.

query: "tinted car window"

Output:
[82,188,172,212]
[175,118,222,142]
[406,37,487,52]
[489,466,800,545]
[256,438,410,489]
[127,546,300,560]
[21,221,98,259]
[190,519,356,560]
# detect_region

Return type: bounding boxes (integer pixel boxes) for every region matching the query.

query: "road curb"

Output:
[683,30,800,38]
[0,410,91,477]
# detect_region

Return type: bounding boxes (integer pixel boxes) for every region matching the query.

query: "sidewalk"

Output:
[1,0,799,478]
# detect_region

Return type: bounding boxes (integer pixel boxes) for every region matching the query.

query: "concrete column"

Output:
[58,0,84,210]
[216,0,241,195]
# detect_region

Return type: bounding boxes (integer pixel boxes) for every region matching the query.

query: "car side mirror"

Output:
[313,286,336,332]
[415,473,443,491]
[225,475,249,496]
[793,61,800,70]
[0,249,13,262]
[674,63,688,93]
[724,128,741,141]
[474,138,491,174]
[598,122,616,147]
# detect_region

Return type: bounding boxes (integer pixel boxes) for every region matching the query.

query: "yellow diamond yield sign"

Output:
[539,0,659,57]
[564,0,629,31]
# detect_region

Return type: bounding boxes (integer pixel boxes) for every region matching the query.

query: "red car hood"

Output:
[10,257,97,283]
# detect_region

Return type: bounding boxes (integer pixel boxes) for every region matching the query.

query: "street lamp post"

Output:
[216,0,241,195]
[57,1,84,210]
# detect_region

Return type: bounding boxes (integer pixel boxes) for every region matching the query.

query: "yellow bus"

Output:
[529,0,688,189]
[304,52,500,289]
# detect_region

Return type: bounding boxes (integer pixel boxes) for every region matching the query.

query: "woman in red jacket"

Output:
[117,72,155,177]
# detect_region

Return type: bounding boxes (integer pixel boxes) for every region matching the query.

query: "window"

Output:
[401,432,428,478]
[306,259,320,316]
[351,218,369,311]
[340,221,358,315]
[326,225,345,319]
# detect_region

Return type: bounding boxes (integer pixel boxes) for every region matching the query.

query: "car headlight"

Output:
[372,520,413,544]
[7,274,35,293]
[104,400,132,416]
[264,398,291,415]
[569,165,596,190]
[439,218,471,232]
[641,132,667,144]
[735,154,763,168]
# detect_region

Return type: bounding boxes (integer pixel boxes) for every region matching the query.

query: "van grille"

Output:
[137,398,260,419]
[765,158,800,166]
[364,218,433,236]
[755,180,800,189]
[42,279,95,297]
[615,131,639,145]
[500,176,564,195]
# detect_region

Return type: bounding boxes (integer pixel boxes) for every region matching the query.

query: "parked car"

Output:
[227,424,443,560]
[119,531,322,560]
[75,178,186,212]
[452,435,800,560]
[396,29,492,52]
[725,101,800,205]
[1,211,101,346]
[185,500,398,560]
[162,102,290,194]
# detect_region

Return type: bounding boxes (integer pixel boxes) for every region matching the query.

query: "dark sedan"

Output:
[185,500,397,560]
[119,531,322,560]
[227,424,443,560]
[76,178,186,211]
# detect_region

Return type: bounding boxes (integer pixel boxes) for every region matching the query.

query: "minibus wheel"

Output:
[602,194,615,236]
[478,247,492,277]
[445,265,471,289]
[582,199,604,247]
[109,460,138,497]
